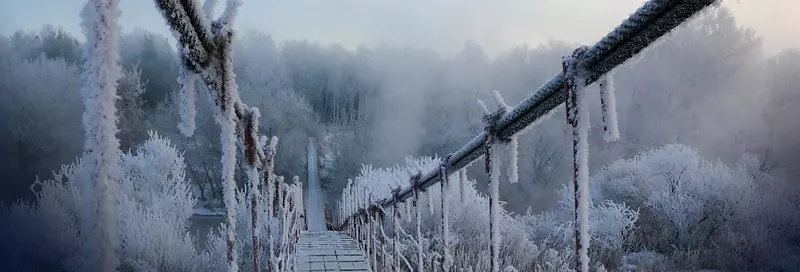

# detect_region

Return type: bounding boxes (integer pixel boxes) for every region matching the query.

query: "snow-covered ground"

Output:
[306,137,326,231]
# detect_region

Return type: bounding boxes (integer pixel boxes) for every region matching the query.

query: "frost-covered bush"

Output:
[521,190,639,270]
[0,132,200,271]
[524,144,800,271]
[339,156,540,271]
[199,184,303,272]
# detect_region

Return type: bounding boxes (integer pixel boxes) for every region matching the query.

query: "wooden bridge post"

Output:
[440,163,451,272]
[413,187,423,272]
[563,46,591,272]
[392,203,399,271]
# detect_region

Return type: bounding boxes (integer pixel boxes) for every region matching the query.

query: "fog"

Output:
[1,1,800,271]
[1,2,799,210]
[2,0,798,56]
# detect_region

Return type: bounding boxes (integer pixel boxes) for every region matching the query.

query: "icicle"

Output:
[203,0,218,18]
[218,0,243,27]
[78,0,122,269]
[476,99,491,115]
[440,166,453,272]
[564,47,592,272]
[427,190,434,215]
[459,169,467,203]
[405,200,412,223]
[599,72,620,142]
[177,55,197,137]
[491,90,511,110]
[507,135,519,184]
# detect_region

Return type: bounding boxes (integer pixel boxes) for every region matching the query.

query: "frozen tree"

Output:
[77,0,123,270]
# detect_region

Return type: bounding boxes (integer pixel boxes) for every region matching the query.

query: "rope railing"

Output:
[334,0,717,271]
[336,0,715,229]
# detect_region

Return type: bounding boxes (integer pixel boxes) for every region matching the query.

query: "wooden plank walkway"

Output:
[296,231,371,272]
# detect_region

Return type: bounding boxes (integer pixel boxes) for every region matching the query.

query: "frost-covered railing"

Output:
[150,0,304,271]
[333,1,717,272]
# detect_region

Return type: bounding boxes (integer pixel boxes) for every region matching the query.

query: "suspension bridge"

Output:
[295,139,372,271]
[293,0,718,271]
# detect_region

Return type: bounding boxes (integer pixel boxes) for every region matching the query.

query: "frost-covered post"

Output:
[439,160,452,272]
[377,207,388,270]
[412,183,424,272]
[391,188,402,271]
[369,202,378,271]
[563,46,592,272]
[245,108,262,272]
[479,97,507,272]
[262,137,278,216]
[78,0,123,270]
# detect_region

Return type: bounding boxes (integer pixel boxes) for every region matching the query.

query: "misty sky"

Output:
[2,0,798,56]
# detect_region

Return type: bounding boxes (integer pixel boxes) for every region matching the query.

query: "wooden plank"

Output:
[296,231,371,272]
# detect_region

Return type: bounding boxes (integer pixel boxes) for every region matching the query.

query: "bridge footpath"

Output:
[297,138,371,271]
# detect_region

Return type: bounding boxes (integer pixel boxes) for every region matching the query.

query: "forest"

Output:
[1,2,799,271]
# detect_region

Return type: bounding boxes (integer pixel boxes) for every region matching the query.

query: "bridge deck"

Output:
[295,231,370,272]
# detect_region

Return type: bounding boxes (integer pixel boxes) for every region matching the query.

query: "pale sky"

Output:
[1,0,798,57]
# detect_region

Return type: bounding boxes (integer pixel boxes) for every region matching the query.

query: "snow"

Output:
[78,0,122,270]
[306,137,326,231]
[599,72,620,142]
[177,61,197,137]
